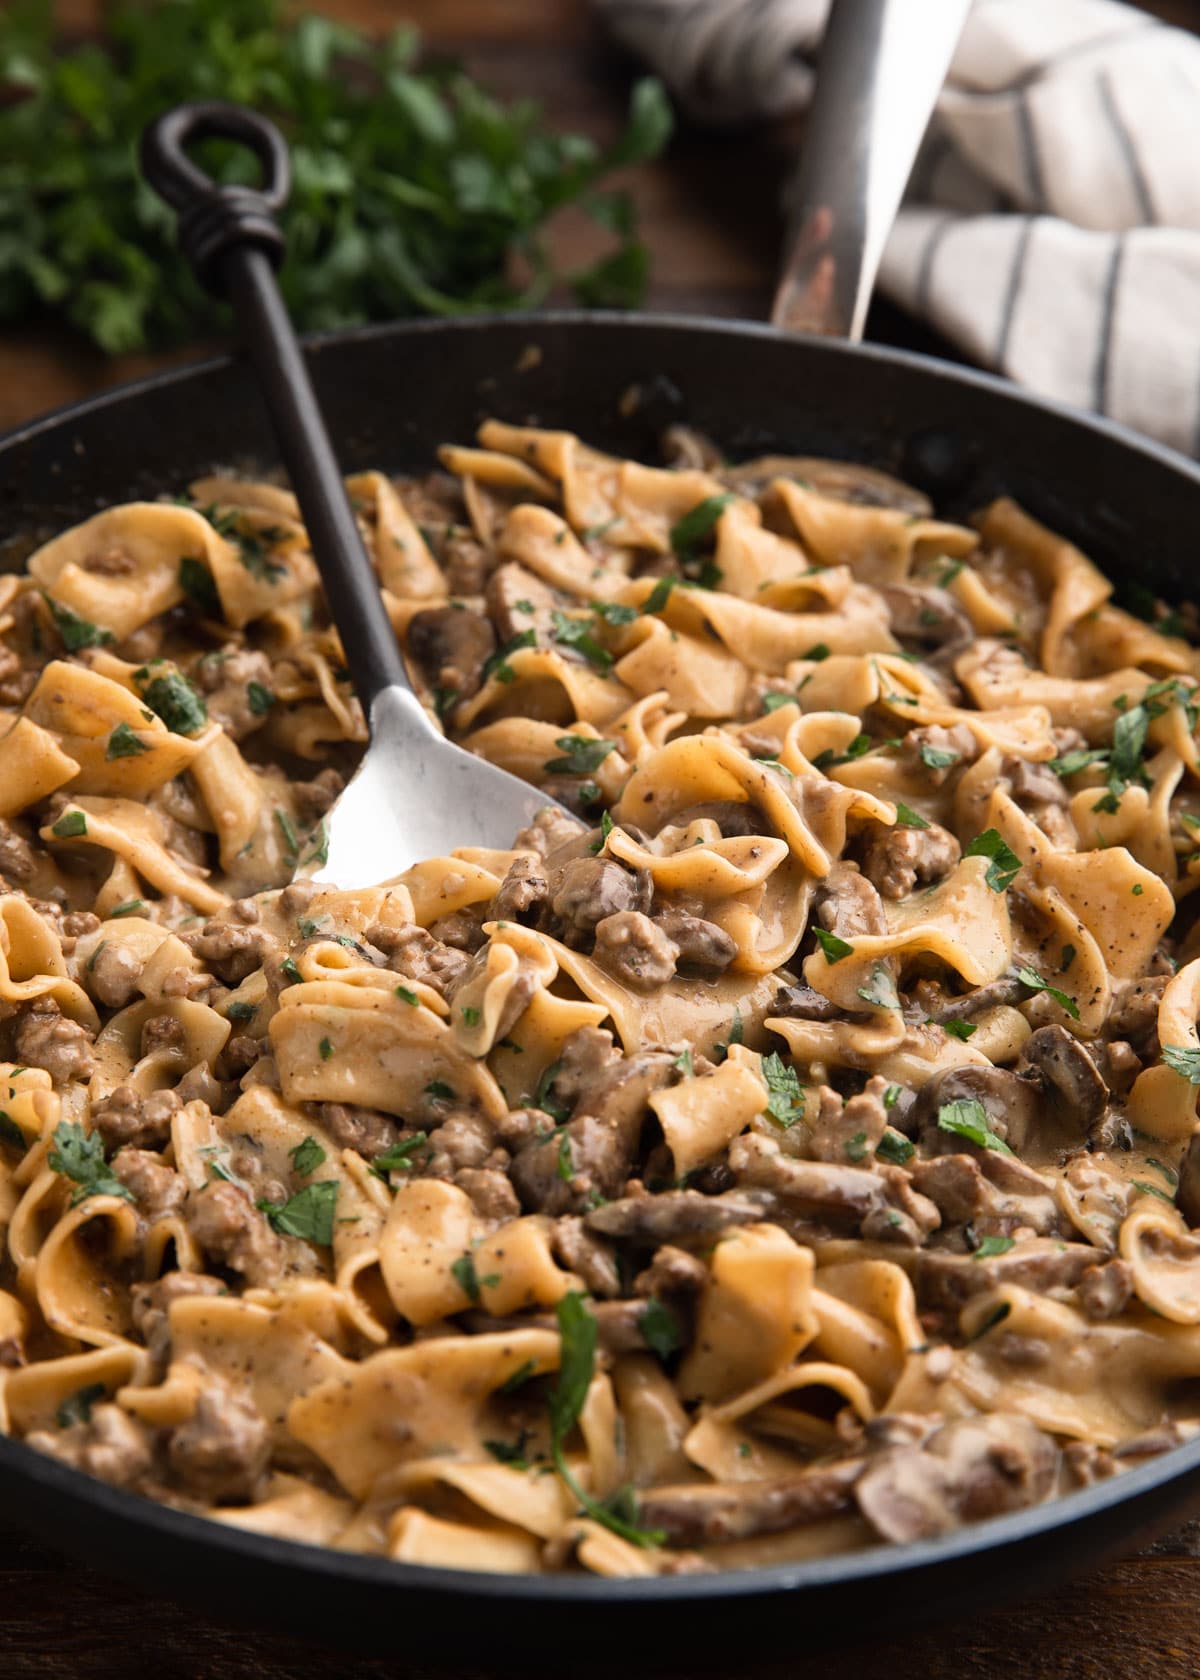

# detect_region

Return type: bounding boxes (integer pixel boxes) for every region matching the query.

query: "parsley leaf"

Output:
[105,721,149,760]
[639,1297,683,1360]
[590,600,638,625]
[857,965,900,1011]
[483,629,536,684]
[44,596,113,650]
[56,1383,107,1430]
[964,828,1022,891]
[1162,1044,1200,1084]
[760,1051,805,1128]
[258,1180,338,1245]
[813,927,854,962]
[550,610,613,673]
[1014,964,1080,1020]
[451,1252,483,1303]
[247,681,275,716]
[372,1133,428,1175]
[973,1234,1016,1259]
[643,576,676,614]
[549,1292,664,1548]
[762,691,796,712]
[48,1121,135,1207]
[936,1098,1014,1156]
[51,810,87,839]
[289,1136,327,1176]
[109,898,145,918]
[942,1018,978,1041]
[545,734,615,776]
[875,1129,914,1165]
[139,670,207,735]
[918,741,959,770]
[178,556,219,614]
[669,495,734,564]
[893,802,930,830]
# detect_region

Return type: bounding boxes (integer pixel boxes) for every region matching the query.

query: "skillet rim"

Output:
[3,307,1200,1618]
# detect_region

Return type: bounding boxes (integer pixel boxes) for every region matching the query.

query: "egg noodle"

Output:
[1,421,1199,1574]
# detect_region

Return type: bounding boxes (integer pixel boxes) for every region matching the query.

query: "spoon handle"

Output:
[139,102,412,715]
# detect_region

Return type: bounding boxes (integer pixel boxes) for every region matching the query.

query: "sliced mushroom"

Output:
[638,1459,865,1546]
[1015,1025,1108,1131]
[584,1188,771,1247]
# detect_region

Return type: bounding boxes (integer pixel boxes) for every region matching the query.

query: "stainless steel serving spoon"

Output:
[140,105,555,889]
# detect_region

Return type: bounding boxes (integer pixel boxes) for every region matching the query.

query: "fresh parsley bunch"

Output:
[0,0,672,354]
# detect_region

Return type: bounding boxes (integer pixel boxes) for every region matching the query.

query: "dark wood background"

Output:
[5,2,1200,1674]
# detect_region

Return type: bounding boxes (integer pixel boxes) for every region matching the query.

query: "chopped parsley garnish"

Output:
[857,965,900,1011]
[591,600,638,625]
[140,670,207,734]
[546,734,616,776]
[589,810,616,855]
[1162,1044,1200,1083]
[550,609,613,673]
[289,1136,326,1176]
[51,810,88,839]
[45,596,114,651]
[1014,964,1080,1020]
[109,898,145,918]
[297,914,330,938]
[499,1358,538,1396]
[461,1006,482,1027]
[1132,1178,1175,1204]
[373,1133,428,1175]
[301,819,329,868]
[275,808,300,859]
[936,1098,1014,1156]
[882,1084,902,1109]
[761,1051,805,1128]
[56,1383,107,1430]
[643,576,676,614]
[105,721,149,760]
[247,681,275,716]
[424,1080,455,1102]
[1144,1157,1178,1187]
[669,494,734,564]
[532,1060,568,1123]
[673,1049,694,1077]
[549,1293,664,1547]
[395,985,419,1006]
[844,1131,869,1162]
[893,802,929,830]
[964,828,1022,891]
[225,1000,256,1023]
[1061,944,1077,973]
[280,957,302,985]
[639,1296,683,1361]
[178,555,219,614]
[918,741,959,770]
[48,1121,135,1206]
[318,1036,334,1061]
[483,1436,530,1469]
[1050,748,1109,777]
[812,732,873,770]
[942,1018,978,1041]
[451,1252,483,1303]
[973,1234,1015,1259]
[257,1180,338,1245]
[483,628,537,684]
[0,1110,26,1150]
[813,927,854,963]
[232,525,288,583]
[762,691,796,712]
[875,1129,913,1165]
[802,643,831,662]
[556,1131,574,1182]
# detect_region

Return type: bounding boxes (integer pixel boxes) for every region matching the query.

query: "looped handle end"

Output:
[140,102,291,295]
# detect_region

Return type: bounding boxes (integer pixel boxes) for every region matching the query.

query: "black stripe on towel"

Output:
[995,217,1036,367]
[1096,71,1157,223]
[1093,234,1127,417]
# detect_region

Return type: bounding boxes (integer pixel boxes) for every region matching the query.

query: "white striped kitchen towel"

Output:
[594,0,1200,457]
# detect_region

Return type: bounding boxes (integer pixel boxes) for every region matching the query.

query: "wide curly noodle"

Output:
[2,422,1200,1575]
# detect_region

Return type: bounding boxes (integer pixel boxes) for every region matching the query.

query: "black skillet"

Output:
[2,1,1200,1664]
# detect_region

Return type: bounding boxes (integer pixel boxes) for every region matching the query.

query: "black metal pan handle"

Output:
[770,0,971,341]
[140,102,409,713]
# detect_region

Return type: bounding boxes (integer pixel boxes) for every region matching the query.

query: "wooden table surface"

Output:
[5,2,1200,1674]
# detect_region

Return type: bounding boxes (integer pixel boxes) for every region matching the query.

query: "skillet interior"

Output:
[2,311,1200,1660]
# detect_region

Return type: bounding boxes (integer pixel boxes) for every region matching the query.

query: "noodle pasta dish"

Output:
[3,418,1200,1577]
